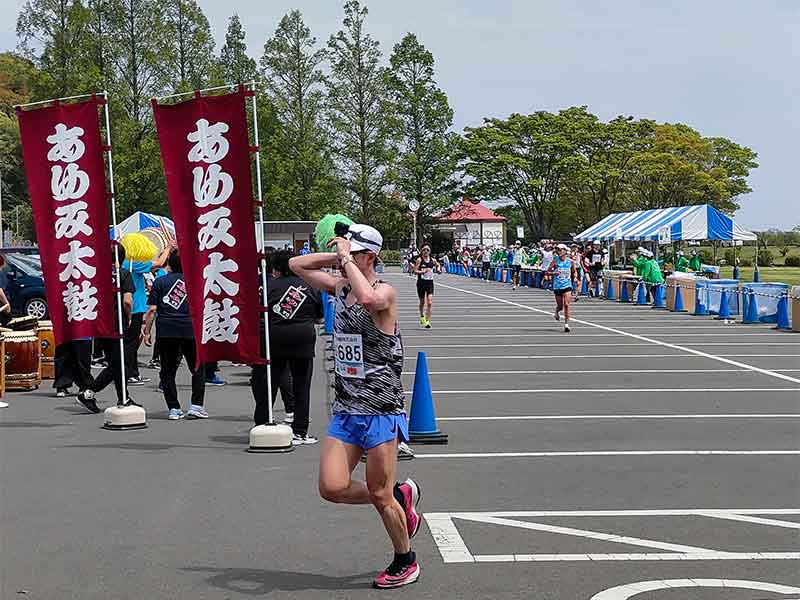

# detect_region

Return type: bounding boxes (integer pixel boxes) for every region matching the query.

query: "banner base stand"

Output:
[103,405,147,430]
[247,423,295,453]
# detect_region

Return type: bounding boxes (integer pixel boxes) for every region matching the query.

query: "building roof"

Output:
[438,199,506,223]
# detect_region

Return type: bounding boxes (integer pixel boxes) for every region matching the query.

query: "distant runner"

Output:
[548,243,577,333]
[290,223,421,590]
[414,242,440,329]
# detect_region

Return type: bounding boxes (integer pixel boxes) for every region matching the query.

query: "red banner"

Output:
[17,99,116,344]
[152,90,263,366]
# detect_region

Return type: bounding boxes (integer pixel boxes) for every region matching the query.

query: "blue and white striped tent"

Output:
[108,211,175,240]
[574,204,756,243]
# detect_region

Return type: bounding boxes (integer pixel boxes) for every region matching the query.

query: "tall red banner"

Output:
[152,90,263,366]
[17,99,116,344]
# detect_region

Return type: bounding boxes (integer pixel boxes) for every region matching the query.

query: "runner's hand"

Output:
[328,237,351,260]
[141,331,152,347]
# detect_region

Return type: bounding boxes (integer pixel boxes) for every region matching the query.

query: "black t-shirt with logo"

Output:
[147,272,194,339]
[267,275,323,358]
[116,267,135,326]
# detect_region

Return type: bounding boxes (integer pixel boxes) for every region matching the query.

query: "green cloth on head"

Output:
[675,256,690,272]
[314,214,354,251]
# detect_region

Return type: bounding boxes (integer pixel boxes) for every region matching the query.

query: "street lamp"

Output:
[408,199,420,248]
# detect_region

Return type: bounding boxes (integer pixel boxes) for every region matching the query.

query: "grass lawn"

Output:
[718,266,800,287]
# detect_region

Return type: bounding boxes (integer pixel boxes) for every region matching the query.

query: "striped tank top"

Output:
[333,282,405,415]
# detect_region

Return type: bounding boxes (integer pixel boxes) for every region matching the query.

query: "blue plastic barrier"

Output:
[741,282,789,323]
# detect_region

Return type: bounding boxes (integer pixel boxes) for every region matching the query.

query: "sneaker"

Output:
[76,390,100,414]
[146,360,160,370]
[127,376,149,386]
[0,401,8,408]
[373,557,420,589]
[424,319,431,329]
[91,358,107,369]
[168,408,184,420]
[205,375,227,386]
[186,405,209,419]
[56,388,69,398]
[564,324,571,333]
[395,478,422,538]
[398,441,415,460]
[419,315,426,326]
[284,412,294,424]
[554,312,560,322]
[121,398,142,408]
[292,434,319,445]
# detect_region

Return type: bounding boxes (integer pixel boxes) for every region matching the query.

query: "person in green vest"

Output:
[640,249,664,302]
[674,250,690,272]
[630,247,648,276]
[688,249,702,272]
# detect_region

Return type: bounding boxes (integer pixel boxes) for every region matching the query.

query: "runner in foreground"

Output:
[290,223,422,590]
[547,243,578,332]
[414,242,440,329]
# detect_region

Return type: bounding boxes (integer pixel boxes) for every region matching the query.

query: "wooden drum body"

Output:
[5,331,41,390]
[36,321,55,379]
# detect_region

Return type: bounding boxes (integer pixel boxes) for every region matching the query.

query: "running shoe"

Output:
[0,401,8,408]
[395,478,422,538]
[146,360,160,370]
[424,320,431,329]
[205,375,227,386]
[76,390,100,414]
[419,315,426,326]
[398,441,415,460]
[56,388,70,398]
[373,557,419,589]
[168,408,184,420]
[564,324,571,333]
[284,412,294,424]
[554,312,560,321]
[127,376,149,386]
[292,434,319,445]
[186,405,209,419]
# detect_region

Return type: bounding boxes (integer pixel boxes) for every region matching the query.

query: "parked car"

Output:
[0,251,48,318]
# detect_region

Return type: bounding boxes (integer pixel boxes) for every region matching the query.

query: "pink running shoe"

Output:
[395,478,421,538]
[373,559,420,589]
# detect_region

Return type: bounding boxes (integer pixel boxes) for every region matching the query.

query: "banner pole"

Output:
[102,91,128,406]
[249,83,275,426]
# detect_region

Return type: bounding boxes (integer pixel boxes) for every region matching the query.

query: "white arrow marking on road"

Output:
[591,579,800,599]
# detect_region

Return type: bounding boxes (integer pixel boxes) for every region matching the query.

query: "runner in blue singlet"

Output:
[547,243,577,333]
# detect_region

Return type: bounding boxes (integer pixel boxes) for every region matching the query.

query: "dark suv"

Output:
[0,251,48,319]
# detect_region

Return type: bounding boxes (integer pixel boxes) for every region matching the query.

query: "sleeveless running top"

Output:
[333,282,405,415]
[553,257,573,290]
[417,257,435,282]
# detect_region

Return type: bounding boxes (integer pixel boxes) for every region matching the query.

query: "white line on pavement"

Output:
[436,414,800,421]
[401,369,799,375]
[405,342,799,348]
[402,333,783,338]
[406,354,800,360]
[415,450,800,458]
[435,280,800,385]
[403,388,800,395]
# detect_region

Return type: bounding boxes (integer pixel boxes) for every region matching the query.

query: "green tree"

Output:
[219,14,257,84]
[461,108,587,239]
[386,33,459,241]
[165,0,215,91]
[84,0,115,90]
[16,0,94,98]
[326,0,393,222]
[260,10,341,220]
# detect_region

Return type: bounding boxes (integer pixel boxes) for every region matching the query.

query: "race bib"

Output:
[163,278,188,310]
[421,270,434,281]
[272,285,308,320]
[558,267,571,280]
[592,253,602,264]
[334,333,365,379]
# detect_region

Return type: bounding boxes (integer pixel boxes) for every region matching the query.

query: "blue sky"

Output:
[2,0,797,230]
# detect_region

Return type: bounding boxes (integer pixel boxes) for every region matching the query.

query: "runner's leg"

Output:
[366,438,410,553]
[319,436,370,504]
[424,290,433,324]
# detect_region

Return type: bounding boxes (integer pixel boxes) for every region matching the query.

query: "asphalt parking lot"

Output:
[1,268,799,599]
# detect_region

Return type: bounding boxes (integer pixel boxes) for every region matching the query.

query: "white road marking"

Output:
[399,325,748,330]
[402,332,782,338]
[424,509,800,565]
[415,450,800,458]
[403,388,800,395]
[591,579,800,599]
[401,368,800,375]
[406,354,800,360]
[405,342,799,348]
[436,414,800,421]
[436,280,800,384]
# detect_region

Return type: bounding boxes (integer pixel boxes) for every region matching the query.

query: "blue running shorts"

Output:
[327,414,409,450]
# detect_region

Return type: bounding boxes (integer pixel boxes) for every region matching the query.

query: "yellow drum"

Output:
[36,320,55,379]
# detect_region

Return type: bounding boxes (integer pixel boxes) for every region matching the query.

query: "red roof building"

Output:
[436,198,507,247]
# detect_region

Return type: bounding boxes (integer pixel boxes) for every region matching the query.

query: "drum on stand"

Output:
[5,331,41,391]
[139,228,170,255]
[36,320,55,380]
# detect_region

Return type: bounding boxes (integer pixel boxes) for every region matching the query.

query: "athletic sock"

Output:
[395,551,415,566]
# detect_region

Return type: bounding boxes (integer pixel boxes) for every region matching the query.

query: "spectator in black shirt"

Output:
[251,249,323,445]
[142,249,206,420]
[77,243,135,414]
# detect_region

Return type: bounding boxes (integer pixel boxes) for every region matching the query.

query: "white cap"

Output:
[592,240,601,245]
[676,250,684,256]
[347,223,383,255]
[556,243,569,250]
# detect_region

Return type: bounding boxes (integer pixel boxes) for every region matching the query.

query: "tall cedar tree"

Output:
[219,14,257,84]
